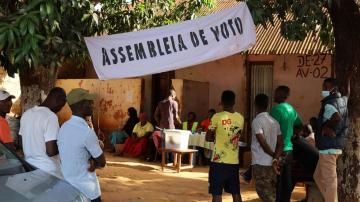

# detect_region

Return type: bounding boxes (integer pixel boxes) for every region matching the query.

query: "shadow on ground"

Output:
[97,153,305,202]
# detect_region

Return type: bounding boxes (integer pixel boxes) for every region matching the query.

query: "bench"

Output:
[160,148,198,173]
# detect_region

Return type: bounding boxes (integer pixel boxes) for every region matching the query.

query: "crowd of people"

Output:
[0,73,350,202]
[0,87,105,202]
[203,75,350,202]
[107,89,217,163]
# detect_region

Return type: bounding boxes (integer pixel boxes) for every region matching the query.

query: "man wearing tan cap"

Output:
[58,88,106,202]
[0,89,15,151]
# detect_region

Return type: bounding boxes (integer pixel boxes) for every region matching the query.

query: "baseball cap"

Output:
[67,88,96,106]
[0,89,15,101]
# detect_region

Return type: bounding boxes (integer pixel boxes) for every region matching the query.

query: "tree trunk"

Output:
[330,1,360,201]
[19,66,58,113]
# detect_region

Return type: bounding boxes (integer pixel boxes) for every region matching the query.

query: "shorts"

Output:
[208,162,240,195]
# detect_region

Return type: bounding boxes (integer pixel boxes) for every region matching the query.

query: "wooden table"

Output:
[161,148,198,173]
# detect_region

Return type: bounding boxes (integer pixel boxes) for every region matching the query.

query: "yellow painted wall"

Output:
[55,79,142,133]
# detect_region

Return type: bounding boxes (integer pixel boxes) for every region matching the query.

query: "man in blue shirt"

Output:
[314,75,351,202]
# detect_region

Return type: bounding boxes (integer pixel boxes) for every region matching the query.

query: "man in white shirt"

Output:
[19,87,67,179]
[251,94,283,202]
[58,88,106,202]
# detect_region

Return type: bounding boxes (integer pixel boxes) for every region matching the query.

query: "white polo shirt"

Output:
[19,106,62,179]
[251,112,281,166]
[58,115,103,200]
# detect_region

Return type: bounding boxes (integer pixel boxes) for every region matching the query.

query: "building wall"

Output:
[175,54,247,115]
[175,53,332,124]
[55,79,143,135]
[172,79,210,121]
[249,54,332,123]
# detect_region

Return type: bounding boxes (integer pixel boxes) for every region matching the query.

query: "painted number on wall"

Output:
[296,54,330,79]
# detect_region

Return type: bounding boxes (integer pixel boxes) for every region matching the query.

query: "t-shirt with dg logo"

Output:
[209,111,244,164]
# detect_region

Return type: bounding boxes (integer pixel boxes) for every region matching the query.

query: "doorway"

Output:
[249,62,274,121]
[151,71,175,122]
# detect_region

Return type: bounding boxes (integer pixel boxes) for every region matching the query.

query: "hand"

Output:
[99,140,105,150]
[88,159,96,172]
[322,126,336,138]
[272,159,281,175]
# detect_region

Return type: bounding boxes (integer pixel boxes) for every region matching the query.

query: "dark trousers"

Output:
[145,137,156,160]
[91,197,101,202]
[276,151,295,202]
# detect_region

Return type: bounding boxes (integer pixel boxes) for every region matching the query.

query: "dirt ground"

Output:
[97,153,305,202]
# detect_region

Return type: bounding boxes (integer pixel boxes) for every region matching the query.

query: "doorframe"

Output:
[246,61,274,122]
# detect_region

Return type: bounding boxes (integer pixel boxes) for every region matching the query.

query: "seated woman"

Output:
[110,107,139,152]
[122,113,154,157]
[199,109,216,132]
[182,112,199,133]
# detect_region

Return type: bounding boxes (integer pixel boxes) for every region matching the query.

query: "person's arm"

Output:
[144,124,154,137]
[322,104,341,137]
[272,135,283,175]
[88,153,106,172]
[173,101,181,127]
[256,133,275,157]
[154,105,160,126]
[44,115,60,157]
[206,129,215,142]
[45,140,59,157]
[294,114,303,128]
[252,120,274,157]
[85,131,106,172]
[206,115,217,142]
[326,112,341,128]
[132,132,139,139]
[274,135,283,160]
[144,131,153,137]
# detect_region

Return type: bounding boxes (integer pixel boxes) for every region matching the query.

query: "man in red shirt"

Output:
[0,89,15,150]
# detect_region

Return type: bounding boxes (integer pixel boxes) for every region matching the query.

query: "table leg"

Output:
[177,153,182,173]
[173,153,178,168]
[161,150,165,171]
[189,152,194,168]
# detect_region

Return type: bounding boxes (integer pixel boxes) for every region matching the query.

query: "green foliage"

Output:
[0,0,99,77]
[245,0,334,48]
[99,0,214,35]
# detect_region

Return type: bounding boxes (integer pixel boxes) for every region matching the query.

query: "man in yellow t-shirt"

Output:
[123,113,154,157]
[206,90,244,202]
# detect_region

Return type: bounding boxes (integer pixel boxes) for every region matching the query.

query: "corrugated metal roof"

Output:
[201,0,331,54]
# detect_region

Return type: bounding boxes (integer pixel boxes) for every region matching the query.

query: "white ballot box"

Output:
[164,129,191,150]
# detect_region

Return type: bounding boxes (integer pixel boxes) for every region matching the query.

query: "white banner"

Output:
[85,2,256,80]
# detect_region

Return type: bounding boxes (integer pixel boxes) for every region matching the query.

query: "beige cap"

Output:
[67,88,96,105]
